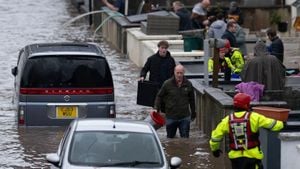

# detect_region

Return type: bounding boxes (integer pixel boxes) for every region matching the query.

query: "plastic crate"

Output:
[252,106,290,122]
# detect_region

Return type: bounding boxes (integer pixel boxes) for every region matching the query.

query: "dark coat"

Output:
[155,76,195,119]
[140,51,176,87]
[222,30,237,47]
[175,8,193,31]
[241,41,285,90]
[269,36,284,63]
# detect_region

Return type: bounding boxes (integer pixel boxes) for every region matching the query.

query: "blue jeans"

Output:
[166,116,191,138]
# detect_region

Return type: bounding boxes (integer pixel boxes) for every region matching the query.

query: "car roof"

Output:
[73,118,154,134]
[25,42,104,57]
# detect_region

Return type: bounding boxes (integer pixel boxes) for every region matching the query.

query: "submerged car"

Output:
[46,118,182,169]
[11,42,115,126]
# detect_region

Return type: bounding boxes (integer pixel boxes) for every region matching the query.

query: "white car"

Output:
[46,118,182,168]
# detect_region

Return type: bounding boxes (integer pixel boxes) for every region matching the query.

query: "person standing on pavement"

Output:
[210,93,284,169]
[154,65,196,138]
[266,28,284,63]
[139,40,176,88]
[172,1,193,31]
[191,0,211,29]
[222,20,238,47]
[101,0,125,15]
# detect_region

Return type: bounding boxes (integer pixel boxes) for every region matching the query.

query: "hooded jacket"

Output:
[208,20,227,39]
[240,41,285,90]
[140,51,176,87]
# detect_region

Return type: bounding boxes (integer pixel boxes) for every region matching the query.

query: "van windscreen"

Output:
[21,56,113,88]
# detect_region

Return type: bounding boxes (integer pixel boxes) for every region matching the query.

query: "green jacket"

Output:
[154,76,195,119]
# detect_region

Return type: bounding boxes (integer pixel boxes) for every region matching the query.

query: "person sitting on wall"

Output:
[208,40,244,79]
[208,47,235,82]
[224,41,245,75]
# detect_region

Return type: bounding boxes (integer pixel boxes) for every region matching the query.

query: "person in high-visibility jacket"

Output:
[209,93,284,169]
[208,45,244,75]
[208,47,234,73]
[229,48,244,74]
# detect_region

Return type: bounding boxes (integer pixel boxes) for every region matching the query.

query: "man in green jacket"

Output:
[154,65,196,138]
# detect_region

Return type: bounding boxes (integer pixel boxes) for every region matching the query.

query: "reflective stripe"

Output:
[244,112,250,150]
[267,120,277,129]
[211,137,223,142]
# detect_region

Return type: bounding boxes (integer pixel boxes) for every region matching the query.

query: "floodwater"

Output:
[0,0,222,168]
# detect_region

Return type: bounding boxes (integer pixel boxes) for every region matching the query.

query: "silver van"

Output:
[11,42,115,126]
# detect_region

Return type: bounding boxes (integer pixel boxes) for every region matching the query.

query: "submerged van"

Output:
[11,42,115,126]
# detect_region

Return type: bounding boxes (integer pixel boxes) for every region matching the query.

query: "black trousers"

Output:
[231,157,263,169]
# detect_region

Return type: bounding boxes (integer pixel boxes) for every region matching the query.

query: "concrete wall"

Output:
[279,132,300,169]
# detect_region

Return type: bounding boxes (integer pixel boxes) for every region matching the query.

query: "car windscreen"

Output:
[21,55,113,88]
[69,131,164,167]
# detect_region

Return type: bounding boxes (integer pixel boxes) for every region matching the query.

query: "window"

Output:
[69,131,163,167]
[21,55,113,88]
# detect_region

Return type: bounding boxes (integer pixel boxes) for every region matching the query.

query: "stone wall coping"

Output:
[101,7,140,28]
[279,132,300,141]
[250,101,288,107]
[142,40,204,57]
[126,28,182,40]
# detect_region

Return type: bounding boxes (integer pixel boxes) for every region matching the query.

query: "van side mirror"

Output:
[11,67,17,76]
[46,153,60,167]
[170,156,182,169]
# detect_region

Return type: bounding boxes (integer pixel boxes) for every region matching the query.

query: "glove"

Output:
[212,149,222,158]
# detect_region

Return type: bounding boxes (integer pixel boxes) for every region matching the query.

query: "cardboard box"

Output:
[252,106,290,122]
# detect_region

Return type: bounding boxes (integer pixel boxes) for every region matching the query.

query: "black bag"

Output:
[137,81,160,107]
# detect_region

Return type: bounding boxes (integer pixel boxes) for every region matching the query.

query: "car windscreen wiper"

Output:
[101,161,160,167]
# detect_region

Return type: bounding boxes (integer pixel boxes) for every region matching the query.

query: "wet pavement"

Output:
[0,0,216,168]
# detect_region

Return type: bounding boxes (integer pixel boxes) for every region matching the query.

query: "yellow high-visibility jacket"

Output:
[209,111,283,160]
[230,49,244,73]
[208,57,234,73]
